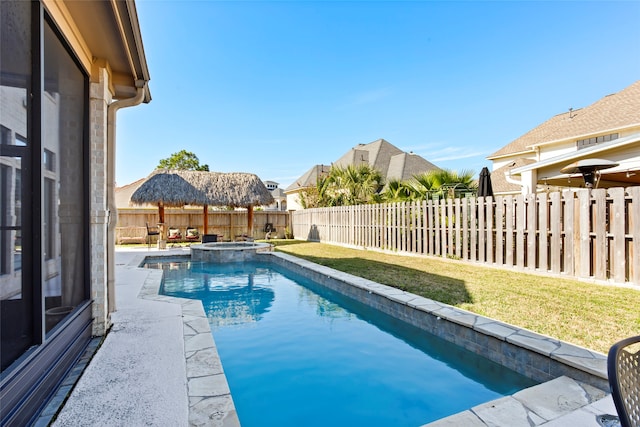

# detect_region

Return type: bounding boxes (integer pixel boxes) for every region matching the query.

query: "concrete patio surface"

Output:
[48,246,619,426]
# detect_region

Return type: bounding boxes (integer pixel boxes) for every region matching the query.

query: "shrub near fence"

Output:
[116,208,289,243]
[292,187,640,286]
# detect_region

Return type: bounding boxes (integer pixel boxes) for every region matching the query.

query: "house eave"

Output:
[486,148,535,161]
[51,0,152,102]
[510,131,640,175]
[526,123,640,151]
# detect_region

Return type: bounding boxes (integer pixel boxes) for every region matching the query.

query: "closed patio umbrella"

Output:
[477,167,493,198]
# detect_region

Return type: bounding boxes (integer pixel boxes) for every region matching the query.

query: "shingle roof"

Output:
[115,177,146,208]
[490,158,536,194]
[334,138,439,182]
[387,152,439,181]
[334,138,404,178]
[284,164,331,192]
[489,80,640,158]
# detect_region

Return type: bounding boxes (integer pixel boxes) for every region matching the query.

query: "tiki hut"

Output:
[130,170,274,238]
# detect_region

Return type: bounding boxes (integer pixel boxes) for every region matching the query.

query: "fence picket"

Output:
[495,196,504,265]
[516,195,525,268]
[538,193,548,272]
[486,197,494,264]
[454,198,461,259]
[478,197,486,262]
[549,192,561,274]
[629,187,640,284]
[527,194,537,270]
[462,199,469,260]
[505,196,514,266]
[593,189,607,280]
[609,188,626,283]
[578,190,591,278]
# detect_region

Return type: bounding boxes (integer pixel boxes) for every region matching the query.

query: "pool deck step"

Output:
[423,376,617,427]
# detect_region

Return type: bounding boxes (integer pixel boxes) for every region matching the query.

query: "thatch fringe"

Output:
[130,170,274,207]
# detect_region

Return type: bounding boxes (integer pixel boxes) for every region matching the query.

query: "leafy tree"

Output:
[157,150,209,171]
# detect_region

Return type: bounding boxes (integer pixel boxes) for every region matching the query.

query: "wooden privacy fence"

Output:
[292,187,640,286]
[116,208,289,243]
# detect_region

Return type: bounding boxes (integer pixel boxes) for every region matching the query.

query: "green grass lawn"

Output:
[269,240,640,354]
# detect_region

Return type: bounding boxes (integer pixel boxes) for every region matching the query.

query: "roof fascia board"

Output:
[123,0,150,82]
[510,132,640,175]
[110,0,149,82]
[486,148,536,161]
[109,0,151,101]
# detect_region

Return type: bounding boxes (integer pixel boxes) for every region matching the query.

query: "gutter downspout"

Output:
[106,80,147,314]
[505,170,529,195]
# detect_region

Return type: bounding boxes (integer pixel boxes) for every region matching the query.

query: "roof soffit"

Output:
[48,0,151,101]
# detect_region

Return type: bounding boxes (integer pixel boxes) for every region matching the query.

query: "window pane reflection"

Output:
[43,21,88,334]
[1,0,33,372]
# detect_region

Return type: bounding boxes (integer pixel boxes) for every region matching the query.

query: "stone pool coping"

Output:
[131,250,612,426]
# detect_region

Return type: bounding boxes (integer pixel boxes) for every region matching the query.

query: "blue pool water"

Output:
[146,258,536,427]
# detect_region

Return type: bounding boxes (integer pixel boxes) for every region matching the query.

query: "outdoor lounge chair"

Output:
[146,222,160,249]
[167,227,182,247]
[606,335,640,427]
[185,227,200,243]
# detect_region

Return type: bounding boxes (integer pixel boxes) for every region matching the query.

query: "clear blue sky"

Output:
[116,0,640,189]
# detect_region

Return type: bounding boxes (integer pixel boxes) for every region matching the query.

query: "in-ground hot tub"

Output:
[190,241,273,263]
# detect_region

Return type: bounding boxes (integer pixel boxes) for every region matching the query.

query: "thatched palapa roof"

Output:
[130,170,274,208]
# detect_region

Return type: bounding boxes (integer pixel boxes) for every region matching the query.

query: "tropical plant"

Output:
[409,169,477,200]
[319,164,384,206]
[380,178,413,202]
[299,185,322,209]
[157,149,209,171]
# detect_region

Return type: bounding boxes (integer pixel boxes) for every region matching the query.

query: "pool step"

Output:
[423,375,616,427]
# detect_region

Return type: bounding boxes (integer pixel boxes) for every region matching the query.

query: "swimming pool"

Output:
[146,258,536,427]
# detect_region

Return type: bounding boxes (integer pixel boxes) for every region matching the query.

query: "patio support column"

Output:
[247,205,254,238]
[89,65,110,335]
[203,204,208,235]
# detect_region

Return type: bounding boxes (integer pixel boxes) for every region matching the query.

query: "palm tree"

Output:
[318,164,384,206]
[381,178,413,202]
[410,169,477,200]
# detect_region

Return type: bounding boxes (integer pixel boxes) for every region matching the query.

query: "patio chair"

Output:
[185,227,200,244]
[167,227,182,247]
[146,222,160,249]
[607,335,640,427]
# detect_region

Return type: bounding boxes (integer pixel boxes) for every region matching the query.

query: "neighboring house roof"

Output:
[489,80,640,159]
[285,164,331,193]
[387,151,440,181]
[287,139,440,196]
[270,188,286,199]
[333,138,440,182]
[334,139,404,178]
[491,159,536,194]
[115,177,147,208]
